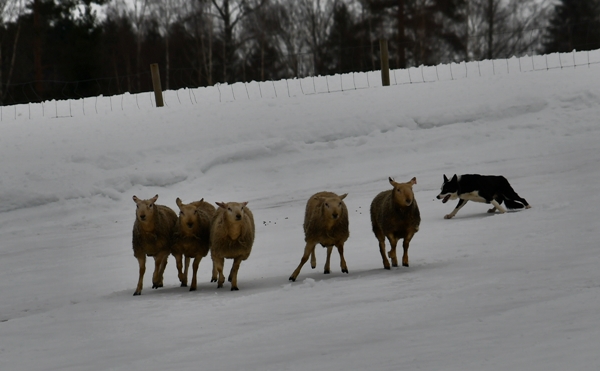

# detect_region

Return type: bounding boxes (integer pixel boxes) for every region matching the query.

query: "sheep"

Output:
[171,197,216,291]
[289,191,349,282]
[131,194,178,296]
[210,201,255,291]
[370,177,420,269]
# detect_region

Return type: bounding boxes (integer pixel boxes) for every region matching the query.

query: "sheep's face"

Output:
[133,194,159,222]
[320,194,347,221]
[389,177,417,208]
[176,198,199,231]
[216,202,249,223]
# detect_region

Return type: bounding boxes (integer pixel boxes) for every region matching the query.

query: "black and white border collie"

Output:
[436,174,531,219]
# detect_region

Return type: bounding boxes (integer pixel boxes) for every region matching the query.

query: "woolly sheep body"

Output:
[370,177,420,269]
[171,198,216,291]
[132,194,178,296]
[289,191,349,282]
[210,201,255,291]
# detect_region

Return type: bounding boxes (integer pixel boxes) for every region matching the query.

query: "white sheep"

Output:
[131,194,178,296]
[171,197,216,291]
[210,201,255,291]
[289,191,349,282]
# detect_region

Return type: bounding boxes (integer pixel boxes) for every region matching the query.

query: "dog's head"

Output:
[436,174,459,203]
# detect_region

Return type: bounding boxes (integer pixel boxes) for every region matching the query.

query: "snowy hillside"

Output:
[1,52,599,371]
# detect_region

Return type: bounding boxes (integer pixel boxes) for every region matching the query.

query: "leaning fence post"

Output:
[150,63,164,107]
[379,39,390,86]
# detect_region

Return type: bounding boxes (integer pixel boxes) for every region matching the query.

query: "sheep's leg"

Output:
[183,256,191,286]
[210,260,218,283]
[387,235,399,267]
[289,242,317,281]
[229,258,242,291]
[324,246,334,274]
[189,256,202,291]
[310,250,317,269]
[336,243,348,274]
[175,254,187,287]
[134,255,146,296]
[402,232,415,267]
[158,251,170,287]
[213,257,225,288]
[152,252,168,289]
[375,231,390,269]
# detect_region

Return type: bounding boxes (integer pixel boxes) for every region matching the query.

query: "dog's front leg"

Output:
[490,200,506,214]
[445,199,468,219]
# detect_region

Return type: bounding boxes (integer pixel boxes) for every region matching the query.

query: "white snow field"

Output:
[1,52,599,371]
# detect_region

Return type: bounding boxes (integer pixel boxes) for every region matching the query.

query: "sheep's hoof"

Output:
[133,292,141,296]
[189,287,196,292]
[180,283,187,287]
[217,283,223,288]
[231,287,239,291]
[403,263,409,267]
[383,266,391,270]
[311,264,316,269]
[324,269,330,274]
[152,283,163,289]
[444,214,453,219]
[289,276,296,282]
[210,278,217,282]
[342,268,348,274]
[392,263,398,267]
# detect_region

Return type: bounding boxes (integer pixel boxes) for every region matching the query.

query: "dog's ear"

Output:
[451,174,458,182]
[443,174,448,183]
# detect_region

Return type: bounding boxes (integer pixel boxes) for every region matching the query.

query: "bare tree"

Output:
[465,0,551,60]
[296,0,340,75]
[0,0,24,103]
[128,0,149,91]
[210,0,267,82]
[148,0,187,90]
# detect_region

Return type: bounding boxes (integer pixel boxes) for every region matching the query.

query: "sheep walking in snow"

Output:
[370,177,420,269]
[289,192,349,282]
[171,197,216,291]
[210,201,255,291]
[131,194,178,296]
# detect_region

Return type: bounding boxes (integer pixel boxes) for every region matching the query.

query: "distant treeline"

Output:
[1,0,599,105]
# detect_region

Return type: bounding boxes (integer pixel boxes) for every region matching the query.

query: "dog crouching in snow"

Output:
[436,174,531,219]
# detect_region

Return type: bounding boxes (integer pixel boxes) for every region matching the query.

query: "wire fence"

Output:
[2,49,599,122]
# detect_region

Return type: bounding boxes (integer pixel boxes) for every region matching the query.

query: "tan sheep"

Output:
[289,192,349,282]
[370,177,420,269]
[131,194,178,296]
[171,197,216,291]
[210,201,255,291]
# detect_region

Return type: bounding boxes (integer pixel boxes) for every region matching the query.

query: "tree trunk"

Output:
[33,0,44,99]
[397,0,406,68]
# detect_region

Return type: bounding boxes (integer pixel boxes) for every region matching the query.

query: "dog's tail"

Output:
[505,199,525,210]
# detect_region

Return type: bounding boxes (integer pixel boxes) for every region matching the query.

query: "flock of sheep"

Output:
[131,177,420,295]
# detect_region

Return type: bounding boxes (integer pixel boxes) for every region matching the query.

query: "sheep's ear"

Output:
[151,195,159,203]
[133,195,139,203]
[216,202,227,209]
[388,177,396,186]
[242,201,248,207]
[409,177,417,186]
[176,197,183,208]
[339,193,348,200]
[199,198,204,203]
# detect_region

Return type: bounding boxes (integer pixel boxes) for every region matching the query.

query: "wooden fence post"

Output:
[150,63,164,107]
[379,39,390,87]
